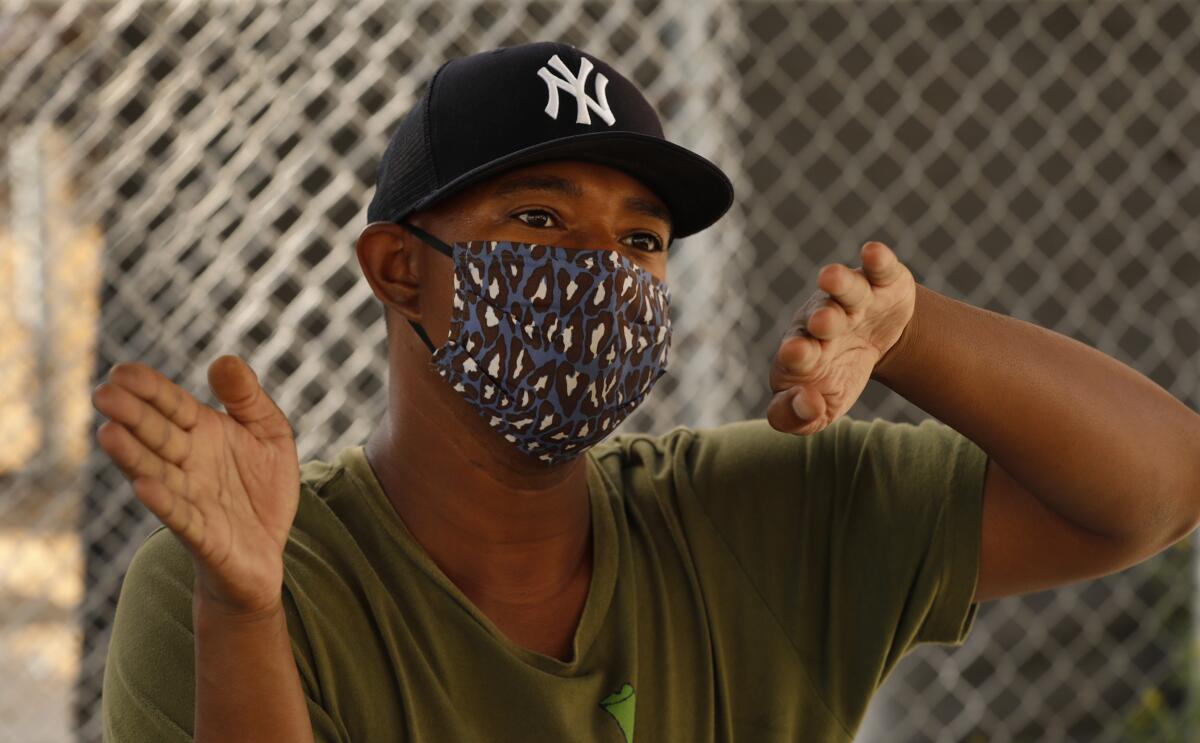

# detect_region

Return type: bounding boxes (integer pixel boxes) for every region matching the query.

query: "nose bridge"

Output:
[558,211,620,251]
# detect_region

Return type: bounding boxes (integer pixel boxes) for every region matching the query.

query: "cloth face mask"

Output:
[398,222,672,465]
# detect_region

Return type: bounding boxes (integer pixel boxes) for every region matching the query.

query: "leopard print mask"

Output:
[400,222,671,465]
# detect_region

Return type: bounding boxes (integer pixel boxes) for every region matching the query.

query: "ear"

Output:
[356,222,422,322]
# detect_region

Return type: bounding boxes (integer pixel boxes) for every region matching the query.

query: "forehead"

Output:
[457,159,669,211]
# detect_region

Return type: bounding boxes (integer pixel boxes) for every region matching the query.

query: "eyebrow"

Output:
[623,196,672,228]
[492,174,673,230]
[492,175,583,198]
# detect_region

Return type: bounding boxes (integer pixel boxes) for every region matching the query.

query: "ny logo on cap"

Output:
[537,54,616,127]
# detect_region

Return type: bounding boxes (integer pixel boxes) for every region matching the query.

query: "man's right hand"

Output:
[93,355,300,617]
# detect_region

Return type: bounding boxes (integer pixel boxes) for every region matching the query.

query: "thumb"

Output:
[207,354,293,440]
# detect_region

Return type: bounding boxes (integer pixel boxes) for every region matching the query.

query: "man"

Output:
[96,41,1200,742]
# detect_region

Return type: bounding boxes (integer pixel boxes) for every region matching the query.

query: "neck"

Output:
[364,333,593,608]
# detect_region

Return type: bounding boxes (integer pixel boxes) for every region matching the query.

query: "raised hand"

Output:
[92,355,300,616]
[768,241,917,435]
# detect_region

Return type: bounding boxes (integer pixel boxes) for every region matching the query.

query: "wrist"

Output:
[193,578,284,626]
[871,283,927,385]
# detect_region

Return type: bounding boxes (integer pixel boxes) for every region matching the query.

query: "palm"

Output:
[183,403,299,601]
[769,241,916,435]
[93,355,299,615]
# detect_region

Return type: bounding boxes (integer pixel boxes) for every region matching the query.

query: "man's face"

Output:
[413,159,673,282]
[356,158,675,462]
[397,159,674,358]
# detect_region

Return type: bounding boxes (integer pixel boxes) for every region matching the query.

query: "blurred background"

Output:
[2,1,1198,741]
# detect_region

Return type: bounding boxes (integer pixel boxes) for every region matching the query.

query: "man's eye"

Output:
[514,210,558,228]
[623,232,664,253]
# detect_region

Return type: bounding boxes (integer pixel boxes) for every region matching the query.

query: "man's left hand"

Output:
[768,241,917,435]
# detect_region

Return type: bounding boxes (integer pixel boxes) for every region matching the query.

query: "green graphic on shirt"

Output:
[599,682,635,742]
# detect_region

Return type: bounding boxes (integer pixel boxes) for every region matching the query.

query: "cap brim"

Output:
[407,131,734,239]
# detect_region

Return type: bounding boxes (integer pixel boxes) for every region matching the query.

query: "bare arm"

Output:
[769,241,1200,603]
[872,284,1200,600]
[193,590,313,743]
[94,356,314,742]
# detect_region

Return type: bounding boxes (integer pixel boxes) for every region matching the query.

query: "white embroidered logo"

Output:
[537,54,616,127]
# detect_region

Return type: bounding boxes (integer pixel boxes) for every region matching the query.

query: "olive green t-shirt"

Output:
[102,416,989,742]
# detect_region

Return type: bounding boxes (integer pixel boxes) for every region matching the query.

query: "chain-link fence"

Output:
[2,1,1198,741]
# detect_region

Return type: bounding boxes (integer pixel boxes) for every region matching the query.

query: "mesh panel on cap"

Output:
[366,97,438,223]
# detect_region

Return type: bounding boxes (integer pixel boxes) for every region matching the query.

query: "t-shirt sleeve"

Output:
[101,527,346,742]
[102,528,198,742]
[680,415,989,730]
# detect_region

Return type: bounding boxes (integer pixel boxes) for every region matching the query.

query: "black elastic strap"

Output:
[398,219,454,258]
[397,220,451,354]
[407,318,437,353]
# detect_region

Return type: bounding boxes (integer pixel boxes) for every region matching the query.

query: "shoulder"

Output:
[289,446,369,539]
[586,416,982,510]
[299,447,357,501]
[120,525,195,604]
[588,416,883,476]
[285,446,403,590]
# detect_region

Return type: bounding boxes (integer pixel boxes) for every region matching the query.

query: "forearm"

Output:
[193,586,315,743]
[872,283,1200,544]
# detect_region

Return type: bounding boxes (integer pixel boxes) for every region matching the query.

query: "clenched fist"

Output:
[92,355,299,617]
[768,241,917,435]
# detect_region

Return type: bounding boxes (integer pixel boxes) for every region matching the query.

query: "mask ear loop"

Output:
[396,220,455,354]
[398,220,454,257]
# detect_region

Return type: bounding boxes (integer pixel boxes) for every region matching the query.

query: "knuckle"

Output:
[109,362,134,382]
[128,444,145,473]
[92,385,114,412]
[156,418,172,450]
[172,500,189,532]
[166,429,185,463]
[168,386,185,419]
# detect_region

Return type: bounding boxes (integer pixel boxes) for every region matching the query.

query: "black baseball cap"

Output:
[366,41,734,239]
